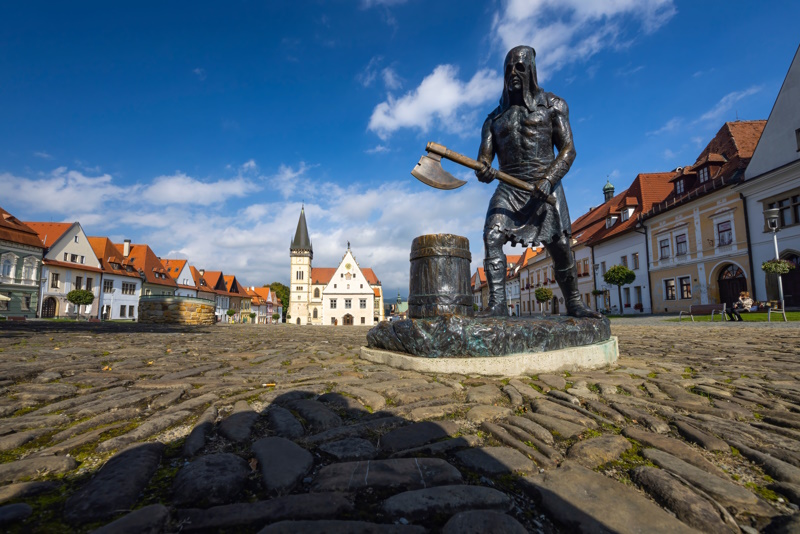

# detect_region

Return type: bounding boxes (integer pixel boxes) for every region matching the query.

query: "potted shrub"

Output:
[603,265,636,315]
[534,287,553,315]
[66,289,95,319]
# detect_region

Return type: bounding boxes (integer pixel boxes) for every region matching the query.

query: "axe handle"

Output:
[426,142,557,206]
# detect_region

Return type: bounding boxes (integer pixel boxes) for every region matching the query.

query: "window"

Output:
[122,282,135,295]
[74,235,79,243]
[632,252,640,270]
[0,293,7,311]
[717,221,733,246]
[796,128,800,151]
[623,287,631,307]
[51,272,60,288]
[635,286,643,306]
[80,256,85,264]
[1,259,12,277]
[361,317,365,324]
[331,318,336,325]
[664,279,676,300]
[698,167,709,183]
[75,276,83,290]
[103,280,114,293]
[22,295,30,310]
[128,305,134,318]
[345,299,352,309]
[659,239,670,259]
[360,299,367,309]
[295,271,304,280]
[330,299,337,309]
[296,286,302,291]
[582,258,590,275]
[314,288,320,298]
[675,234,687,256]
[621,255,628,268]
[675,180,685,194]
[70,254,78,263]
[600,262,606,275]
[312,308,318,319]
[63,253,68,261]
[86,278,92,290]
[679,277,692,299]
[767,195,800,228]
[120,305,127,317]
[621,209,629,222]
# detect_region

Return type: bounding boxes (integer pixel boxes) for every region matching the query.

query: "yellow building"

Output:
[641,121,765,313]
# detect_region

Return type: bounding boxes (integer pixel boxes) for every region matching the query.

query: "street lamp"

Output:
[763,208,787,321]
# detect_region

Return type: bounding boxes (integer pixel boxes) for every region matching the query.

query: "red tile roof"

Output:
[113,242,177,288]
[224,275,250,297]
[0,207,45,249]
[23,221,74,248]
[372,287,381,298]
[201,270,233,295]
[88,237,141,279]
[161,259,188,280]
[310,267,381,286]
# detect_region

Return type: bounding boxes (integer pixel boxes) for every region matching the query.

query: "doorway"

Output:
[42,297,57,318]
[343,314,353,326]
[782,253,799,307]
[718,264,747,308]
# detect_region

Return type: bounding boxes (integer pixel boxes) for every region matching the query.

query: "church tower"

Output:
[289,207,313,325]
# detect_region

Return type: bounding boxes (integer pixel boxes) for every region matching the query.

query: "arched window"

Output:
[314,288,320,298]
[312,308,318,318]
[1,260,12,277]
[720,265,744,279]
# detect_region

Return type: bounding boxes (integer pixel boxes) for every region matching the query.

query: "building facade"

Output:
[88,237,142,320]
[289,208,384,325]
[0,207,44,319]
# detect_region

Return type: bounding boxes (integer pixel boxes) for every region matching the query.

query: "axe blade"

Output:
[411,154,467,190]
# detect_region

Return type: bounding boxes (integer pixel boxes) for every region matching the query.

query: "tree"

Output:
[267,282,290,322]
[272,313,280,324]
[249,312,256,324]
[534,287,553,315]
[226,309,236,323]
[603,265,636,315]
[66,289,94,319]
[285,314,291,324]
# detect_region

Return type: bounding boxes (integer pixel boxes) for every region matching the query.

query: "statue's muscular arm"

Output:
[544,97,576,188]
[475,116,497,183]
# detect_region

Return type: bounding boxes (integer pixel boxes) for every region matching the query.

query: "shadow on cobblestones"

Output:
[0,322,798,532]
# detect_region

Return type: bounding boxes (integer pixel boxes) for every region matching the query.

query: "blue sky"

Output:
[1,1,798,299]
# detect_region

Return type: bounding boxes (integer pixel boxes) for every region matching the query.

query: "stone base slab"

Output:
[360,336,618,377]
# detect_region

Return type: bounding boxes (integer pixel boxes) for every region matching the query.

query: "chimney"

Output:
[123,239,131,257]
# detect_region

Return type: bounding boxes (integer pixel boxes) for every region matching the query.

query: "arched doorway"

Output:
[296,318,301,325]
[782,253,799,307]
[42,297,57,318]
[343,314,353,326]
[718,264,747,308]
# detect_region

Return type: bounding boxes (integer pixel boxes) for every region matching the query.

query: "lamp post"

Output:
[763,208,785,317]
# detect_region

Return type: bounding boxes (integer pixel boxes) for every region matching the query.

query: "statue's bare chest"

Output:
[492,106,553,156]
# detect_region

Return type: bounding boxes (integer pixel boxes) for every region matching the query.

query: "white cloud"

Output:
[357,56,383,87]
[267,162,315,199]
[663,148,677,159]
[366,144,390,154]
[193,67,207,81]
[368,65,502,139]
[33,151,53,159]
[490,0,676,81]
[382,67,402,90]
[141,173,260,206]
[647,117,682,136]
[361,0,407,6]
[694,86,763,125]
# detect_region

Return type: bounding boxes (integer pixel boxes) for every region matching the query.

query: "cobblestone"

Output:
[0,319,799,532]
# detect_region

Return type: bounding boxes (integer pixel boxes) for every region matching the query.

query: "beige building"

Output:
[289,208,384,325]
[641,121,765,314]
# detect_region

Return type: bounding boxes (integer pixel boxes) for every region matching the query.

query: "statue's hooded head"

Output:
[500,45,539,112]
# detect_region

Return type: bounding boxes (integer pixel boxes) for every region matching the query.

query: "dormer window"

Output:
[698,167,709,183]
[621,209,631,222]
[675,179,685,195]
[606,216,617,228]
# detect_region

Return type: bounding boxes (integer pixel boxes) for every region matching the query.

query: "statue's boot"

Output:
[478,256,508,317]
[554,262,604,319]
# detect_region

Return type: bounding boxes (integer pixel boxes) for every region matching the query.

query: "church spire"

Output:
[291,206,313,258]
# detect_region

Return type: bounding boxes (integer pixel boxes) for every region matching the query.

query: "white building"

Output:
[25,222,103,318]
[162,259,199,298]
[289,208,384,325]
[737,45,800,307]
[89,237,143,321]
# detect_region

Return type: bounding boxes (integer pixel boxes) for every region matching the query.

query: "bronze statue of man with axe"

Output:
[474,45,600,318]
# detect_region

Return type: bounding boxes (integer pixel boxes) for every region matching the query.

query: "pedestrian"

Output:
[727,291,753,322]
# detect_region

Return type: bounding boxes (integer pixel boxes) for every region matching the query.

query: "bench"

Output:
[678,303,727,322]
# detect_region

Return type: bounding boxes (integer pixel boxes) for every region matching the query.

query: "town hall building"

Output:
[289,208,385,325]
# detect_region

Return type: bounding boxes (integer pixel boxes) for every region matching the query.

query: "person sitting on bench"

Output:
[727,291,753,322]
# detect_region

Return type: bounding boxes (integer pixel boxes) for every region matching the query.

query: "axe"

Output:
[411,142,557,206]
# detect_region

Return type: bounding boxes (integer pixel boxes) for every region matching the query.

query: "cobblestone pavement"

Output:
[1,319,800,533]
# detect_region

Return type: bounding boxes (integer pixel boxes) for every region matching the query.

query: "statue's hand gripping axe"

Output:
[411,142,557,206]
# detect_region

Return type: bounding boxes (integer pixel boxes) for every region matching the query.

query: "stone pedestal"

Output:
[363,315,617,376]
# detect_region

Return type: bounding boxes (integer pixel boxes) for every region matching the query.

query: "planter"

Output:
[762,259,796,275]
